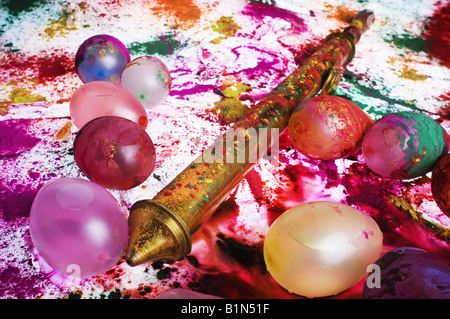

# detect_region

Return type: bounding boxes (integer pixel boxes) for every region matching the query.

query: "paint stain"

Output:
[326,4,360,24]
[127,33,186,56]
[1,0,46,16]
[339,71,422,115]
[242,1,307,32]
[44,4,86,38]
[398,66,428,81]
[210,82,251,124]
[0,183,42,220]
[424,1,450,68]
[10,87,46,104]
[0,52,74,84]
[152,0,202,28]
[0,87,47,115]
[0,265,48,298]
[0,119,41,157]
[389,33,428,53]
[211,16,241,44]
[55,122,73,140]
[435,91,450,123]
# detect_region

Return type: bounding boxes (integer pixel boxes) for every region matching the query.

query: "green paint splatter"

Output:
[336,71,422,118]
[127,33,187,56]
[2,0,46,16]
[389,33,428,53]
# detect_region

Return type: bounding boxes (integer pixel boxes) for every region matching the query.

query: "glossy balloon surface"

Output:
[288,95,373,160]
[69,81,148,129]
[362,111,447,179]
[75,34,130,83]
[431,154,450,218]
[29,178,129,278]
[120,56,172,108]
[73,116,156,190]
[264,201,383,298]
[362,247,450,299]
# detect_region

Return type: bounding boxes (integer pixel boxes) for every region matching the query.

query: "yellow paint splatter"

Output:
[56,122,73,140]
[212,98,250,124]
[44,4,84,38]
[211,81,251,123]
[9,88,47,104]
[399,66,428,81]
[0,87,47,114]
[211,16,241,44]
[221,82,251,99]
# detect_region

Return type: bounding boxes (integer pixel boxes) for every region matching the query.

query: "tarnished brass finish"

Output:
[125,10,375,266]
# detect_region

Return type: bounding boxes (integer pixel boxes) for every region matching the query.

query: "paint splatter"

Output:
[210,81,251,124]
[0,119,41,157]
[424,1,450,68]
[242,1,307,32]
[127,33,187,56]
[44,4,82,38]
[390,33,429,53]
[211,16,241,44]
[152,0,202,28]
[1,0,46,16]
[398,66,428,81]
[0,52,74,83]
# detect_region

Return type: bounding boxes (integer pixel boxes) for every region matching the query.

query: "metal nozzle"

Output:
[126,200,191,266]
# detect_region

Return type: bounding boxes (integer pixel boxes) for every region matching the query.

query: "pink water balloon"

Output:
[29,178,129,278]
[69,81,148,129]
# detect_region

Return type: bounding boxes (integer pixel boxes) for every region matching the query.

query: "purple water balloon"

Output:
[29,178,129,278]
[75,34,130,83]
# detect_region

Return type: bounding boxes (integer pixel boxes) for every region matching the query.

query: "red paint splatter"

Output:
[424,1,450,68]
[435,91,450,123]
[0,51,74,83]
